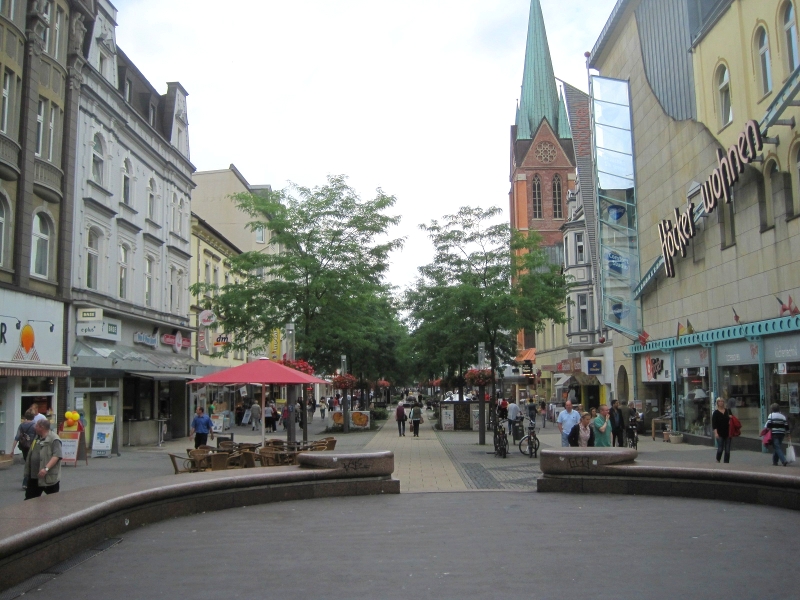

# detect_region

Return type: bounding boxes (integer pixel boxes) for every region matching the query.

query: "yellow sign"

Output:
[96,415,115,423]
[269,329,282,360]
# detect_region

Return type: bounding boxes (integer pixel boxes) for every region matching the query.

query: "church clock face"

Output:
[535,141,557,163]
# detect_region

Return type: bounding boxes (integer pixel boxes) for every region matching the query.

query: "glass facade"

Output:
[676,367,711,435]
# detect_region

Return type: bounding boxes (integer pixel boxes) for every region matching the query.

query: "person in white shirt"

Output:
[557,401,581,447]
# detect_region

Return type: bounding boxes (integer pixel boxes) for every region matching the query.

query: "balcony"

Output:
[0,133,20,181]
[34,159,63,203]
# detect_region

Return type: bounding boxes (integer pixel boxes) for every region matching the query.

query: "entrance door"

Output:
[585,385,600,410]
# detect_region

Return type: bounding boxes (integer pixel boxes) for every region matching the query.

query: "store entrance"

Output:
[642,382,672,431]
[585,385,600,410]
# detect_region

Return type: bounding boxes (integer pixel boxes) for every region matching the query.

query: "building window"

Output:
[552,174,563,219]
[149,104,156,127]
[0,199,5,266]
[1,71,10,134]
[147,178,155,219]
[213,265,219,292]
[169,267,176,312]
[532,175,542,219]
[122,160,131,205]
[578,294,588,331]
[54,7,63,60]
[92,134,104,185]
[86,229,100,290]
[98,52,106,77]
[176,270,184,313]
[255,227,265,243]
[563,236,569,266]
[756,27,772,96]
[719,195,736,248]
[35,99,44,156]
[717,65,732,128]
[204,261,211,286]
[46,104,56,162]
[41,1,51,54]
[31,213,50,278]
[144,257,153,306]
[118,244,129,299]
[576,232,585,263]
[785,2,800,73]
[124,79,131,103]
[761,161,778,230]
[174,197,184,236]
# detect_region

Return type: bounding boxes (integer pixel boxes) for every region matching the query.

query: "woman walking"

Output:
[12,410,36,489]
[765,403,791,466]
[396,402,407,437]
[410,402,422,437]
[712,397,731,463]
[568,412,595,447]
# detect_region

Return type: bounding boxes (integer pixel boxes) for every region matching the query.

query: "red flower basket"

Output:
[279,358,315,375]
[333,373,358,389]
[464,369,493,387]
[377,379,391,389]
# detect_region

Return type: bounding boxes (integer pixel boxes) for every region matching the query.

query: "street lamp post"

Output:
[341,355,349,434]
[478,342,486,445]
[286,322,297,444]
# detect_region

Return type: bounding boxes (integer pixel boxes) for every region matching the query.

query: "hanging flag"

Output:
[676,322,687,341]
[638,331,650,346]
[686,319,695,334]
[790,296,800,317]
[777,296,791,317]
[732,307,740,324]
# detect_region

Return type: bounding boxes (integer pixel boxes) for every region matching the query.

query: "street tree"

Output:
[407,205,569,397]
[191,175,404,375]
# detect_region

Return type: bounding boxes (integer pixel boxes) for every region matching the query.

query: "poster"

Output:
[60,431,80,466]
[790,382,799,415]
[241,409,251,425]
[75,394,84,410]
[96,400,110,416]
[211,414,224,433]
[442,406,454,430]
[92,415,115,457]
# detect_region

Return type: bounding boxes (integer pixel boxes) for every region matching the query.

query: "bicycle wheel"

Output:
[499,434,508,458]
[532,435,540,458]
[518,436,531,457]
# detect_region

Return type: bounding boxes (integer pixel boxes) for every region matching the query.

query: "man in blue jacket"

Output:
[190,406,214,449]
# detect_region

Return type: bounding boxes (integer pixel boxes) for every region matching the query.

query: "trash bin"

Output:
[511,420,524,442]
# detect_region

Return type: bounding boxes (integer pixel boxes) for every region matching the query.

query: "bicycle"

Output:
[493,418,508,458]
[627,422,639,450]
[518,416,540,458]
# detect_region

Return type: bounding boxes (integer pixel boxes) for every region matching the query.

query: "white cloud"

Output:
[113,0,617,289]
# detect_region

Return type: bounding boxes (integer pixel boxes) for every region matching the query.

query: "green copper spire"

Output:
[515,0,560,141]
[557,91,572,139]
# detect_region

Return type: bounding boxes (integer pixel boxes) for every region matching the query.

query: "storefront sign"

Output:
[77,308,103,322]
[0,291,65,366]
[642,352,671,382]
[605,250,630,276]
[765,335,800,362]
[611,303,630,321]
[210,414,224,433]
[659,120,763,278]
[608,205,625,221]
[133,330,159,348]
[676,347,709,367]
[96,400,110,416]
[60,431,81,466]
[556,358,581,373]
[91,415,115,458]
[161,331,191,353]
[198,310,217,326]
[717,341,760,365]
[198,329,211,354]
[213,334,230,348]
[587,359,602,375]
[76,317,121,342]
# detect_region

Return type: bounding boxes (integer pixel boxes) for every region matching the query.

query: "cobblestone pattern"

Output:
[434,430,543,490]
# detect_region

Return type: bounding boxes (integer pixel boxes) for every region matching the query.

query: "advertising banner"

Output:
[92,415,115,457]
[211,414,225,433]
[442,406,454,430]
[60,431,80,466]
[96,400,110,416]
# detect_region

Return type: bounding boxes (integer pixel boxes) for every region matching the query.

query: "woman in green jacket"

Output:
[410,402,423,437]
[24,419,62,500]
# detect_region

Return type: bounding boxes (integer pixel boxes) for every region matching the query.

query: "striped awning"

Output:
[0,362,70,377]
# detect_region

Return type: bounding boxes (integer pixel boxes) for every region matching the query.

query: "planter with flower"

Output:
[464,369,493,387]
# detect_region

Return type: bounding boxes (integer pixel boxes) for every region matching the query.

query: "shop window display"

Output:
[719,364,761,436]
[676,367,710,435]
[766,362,800,434]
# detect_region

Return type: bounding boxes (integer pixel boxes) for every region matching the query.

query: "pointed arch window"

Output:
[86,228,100,290]
[118,244,129,299]
[717,65,732,128]
[144,256,153,307]
[755,27,772,96]
[785,2,799,73]
[531,175,542,219]
[552,174,563,219]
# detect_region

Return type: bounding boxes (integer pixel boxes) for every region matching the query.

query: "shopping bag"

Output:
[787,444,796,463]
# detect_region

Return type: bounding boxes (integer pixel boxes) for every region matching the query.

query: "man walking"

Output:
[557,401,581,447]
[250,401,262,433]
[396,401,407,437]
[594,404,612,447]
[190,406,214,448]
[610,400,624,447]
[24,419,62,500]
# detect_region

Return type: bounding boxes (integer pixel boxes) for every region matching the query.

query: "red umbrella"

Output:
[192,357,328,385]
[190,358,329,446]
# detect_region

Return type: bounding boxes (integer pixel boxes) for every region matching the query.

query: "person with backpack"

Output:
[12,410,37,489]
[712,397,733,463]
[765,403,792,466]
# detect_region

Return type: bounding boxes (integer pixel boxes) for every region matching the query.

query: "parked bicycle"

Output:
[627,422,639,450]
[518,416,540,458]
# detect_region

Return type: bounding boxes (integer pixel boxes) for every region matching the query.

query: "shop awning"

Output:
[73,340,201,372]
[516,348,537,362]
[562,372,601,386]
[127,371,197,381]
[0,362,70,377]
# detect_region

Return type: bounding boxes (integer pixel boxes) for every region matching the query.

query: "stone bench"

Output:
[0,451,398,592]
[537,448,800,511]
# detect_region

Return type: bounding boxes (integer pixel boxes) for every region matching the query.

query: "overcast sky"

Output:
[113,0,618,290]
